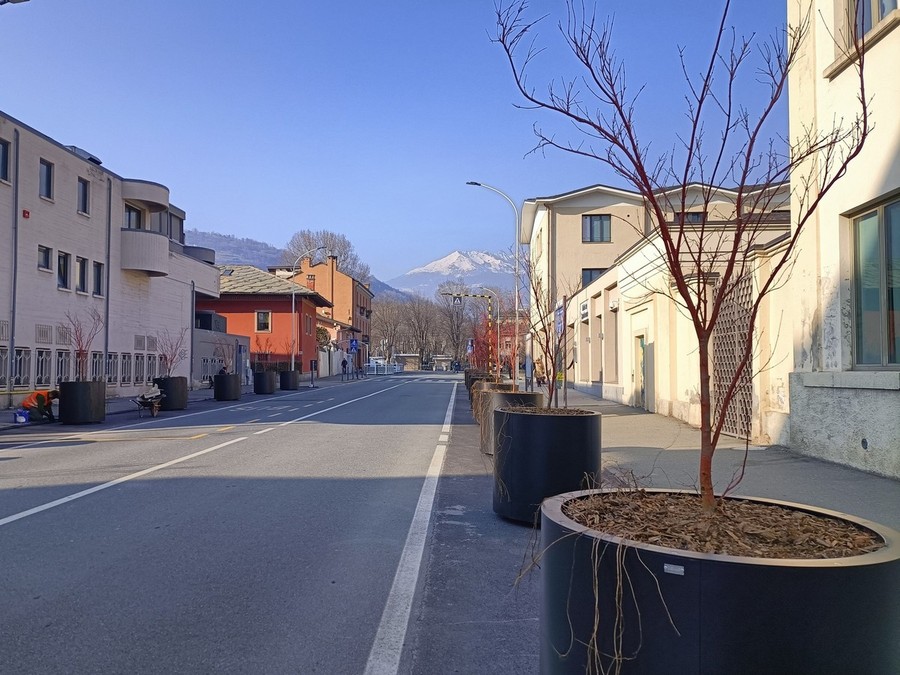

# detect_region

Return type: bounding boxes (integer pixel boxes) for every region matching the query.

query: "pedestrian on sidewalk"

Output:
[341,358,348,381]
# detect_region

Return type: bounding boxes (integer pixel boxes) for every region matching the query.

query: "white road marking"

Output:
[268,413,281,418]
[363,383,456,675]
[0,437,247,528]
[253,428,275,435]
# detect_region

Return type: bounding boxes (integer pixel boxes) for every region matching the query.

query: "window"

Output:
[77,178,90,214]
[0,138,9,182]
[856,0,898,37]
[134,353,145,385]
[256,310,272,332]
[125,204,143,229]
[38,245,52,270]
[0,347,7,387]
[56,350,72,383]
[854,196,899,366]
[35,349,52,386]
[305,314,313,335]
[582,214,611,242]
[106,352,119,384]
[39,159,53,199]
[121,353,132,385]
[93,261,105,296]
[146,354,158,383]
[90,351,104,381]
[582,268,606,287]
[13,347,31,386]
[676,211,707,224]
[57,251,71,289]
[76,257,88,293]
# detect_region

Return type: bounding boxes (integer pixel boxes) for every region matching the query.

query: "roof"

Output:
[216,265,332,307]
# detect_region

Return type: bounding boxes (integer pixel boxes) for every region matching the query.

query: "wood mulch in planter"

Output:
[501,405,595,416]
[563,491,885,559]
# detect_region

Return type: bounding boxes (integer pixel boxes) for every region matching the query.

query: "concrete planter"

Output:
[153,376,188,411]
[540,489,900,674]
[279,370,299,390]
[58,381,106,424]
[213,373,241,401]
[492,408,601,523]
[253,371,277,395]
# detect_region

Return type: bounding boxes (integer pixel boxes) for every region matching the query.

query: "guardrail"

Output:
[365,363,404,375]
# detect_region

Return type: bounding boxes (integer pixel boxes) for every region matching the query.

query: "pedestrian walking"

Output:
[341,358,348,381]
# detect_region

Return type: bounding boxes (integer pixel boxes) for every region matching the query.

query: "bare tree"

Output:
[156,327,189,378]
[283,229,371,282]
[435,280,472,362]
[496,0,869,511]
[370,299,406,362]
[60,308,104,382]
[403,295,437,365]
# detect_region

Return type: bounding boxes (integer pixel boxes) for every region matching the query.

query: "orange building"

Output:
[271,256,373,367]
[195,265,331,372]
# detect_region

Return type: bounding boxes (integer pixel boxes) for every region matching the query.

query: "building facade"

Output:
[787,0,900,476]
[0,111,219,406]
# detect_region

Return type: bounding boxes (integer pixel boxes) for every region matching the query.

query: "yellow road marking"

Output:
[217,426,235,432]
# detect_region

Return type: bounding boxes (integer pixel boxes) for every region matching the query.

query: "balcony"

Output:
[120,228,169,276]
[183,246,216,264]
[121,179,169,212]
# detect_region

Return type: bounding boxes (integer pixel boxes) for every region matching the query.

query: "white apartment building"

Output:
[0,111,219,408]
[787,0,899,477]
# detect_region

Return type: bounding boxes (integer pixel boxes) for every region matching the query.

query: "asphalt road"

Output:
[0,374,464,674]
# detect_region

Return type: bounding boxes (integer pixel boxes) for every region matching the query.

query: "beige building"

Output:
[0,110,219,407]
[787,0,900,477]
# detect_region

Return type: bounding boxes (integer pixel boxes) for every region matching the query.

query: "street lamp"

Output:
[479,286,501,382]
[290,246,327,371]
[0,1,31,5]
[467,181,520,389]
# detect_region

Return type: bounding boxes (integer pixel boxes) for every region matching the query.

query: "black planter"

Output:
[480,390,544,455]
[466,371,490,401]
[471,381,515,419]
[492,408,601,523]
[213,373,242,401]
[279,370,299,390]
[540,489,900,674]
[253,371,277,395]
[153,376,188,411]
[58,380,106,424]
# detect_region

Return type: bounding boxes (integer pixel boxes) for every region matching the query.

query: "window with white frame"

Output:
[76,257,88,293]
[0,347,7,387]
[35,349,52,386]
[854,196,899,367]
[13,347,31,386]
[134,353,145,385]
[256,310,272,332]
[90,351,104,381]
[855,0,899,37]
[582,214,612,242]
[56,350,72,383]
[38,245,52,270]
[106,352,119,384]
[0,138,9,182]
[121,353,132,385]
[39,159,53,199]
[57,251,70,289]
[77,177,90,214]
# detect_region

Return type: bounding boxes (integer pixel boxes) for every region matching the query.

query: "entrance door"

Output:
[633,335,646,408]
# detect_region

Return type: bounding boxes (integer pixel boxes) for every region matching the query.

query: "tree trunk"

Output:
[698,335,716,512]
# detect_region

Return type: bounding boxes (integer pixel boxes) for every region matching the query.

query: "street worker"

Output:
[22,389,59,423]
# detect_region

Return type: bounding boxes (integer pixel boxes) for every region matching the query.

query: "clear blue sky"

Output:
[2,0,786,280]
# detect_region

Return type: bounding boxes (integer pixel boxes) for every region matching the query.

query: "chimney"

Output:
[306,274,316,290]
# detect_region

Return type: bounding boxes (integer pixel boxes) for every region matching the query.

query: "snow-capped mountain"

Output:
[388,250,515,297]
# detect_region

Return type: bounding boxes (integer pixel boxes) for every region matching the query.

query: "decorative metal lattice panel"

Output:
[712,274,753,438]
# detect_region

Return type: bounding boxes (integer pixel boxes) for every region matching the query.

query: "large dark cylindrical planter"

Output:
[214,373,242,401]
[58,380,106,424]
[153,376,188,411]
[540,489,900,674]
[253,371,277,395]
[492,408,600,523]
[471,381,515,419]
[466,371,489,401]
[280,370,299,390]
[480,391,544,455]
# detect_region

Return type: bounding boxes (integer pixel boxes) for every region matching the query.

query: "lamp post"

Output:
[290,246,326,372]
[467,181,520,388]
[479,286,501,381]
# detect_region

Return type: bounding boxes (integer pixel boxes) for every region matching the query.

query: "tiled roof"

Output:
[216,265,331,306]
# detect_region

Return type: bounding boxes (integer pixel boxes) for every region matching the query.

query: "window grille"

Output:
[0,320,9,342]
[712,274,754,439]
[134,353,145,385]
[134,335,146,350]
[35,324,53,344]
[146,335,158,351]
[13,347,31,386]
[56,350,72,383]
[90,351,103,381]
[106,352,119,385]
[56,325,72,345]
[0,347,7,387]
[35,349,52,386]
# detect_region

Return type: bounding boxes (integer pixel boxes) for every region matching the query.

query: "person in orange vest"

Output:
[21,389,59,423]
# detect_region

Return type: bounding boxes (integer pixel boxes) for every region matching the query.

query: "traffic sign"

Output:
[452,295,462,306]
[349,338,359,353]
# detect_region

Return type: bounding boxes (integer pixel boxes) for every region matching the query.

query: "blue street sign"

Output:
[350,338,359,353]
